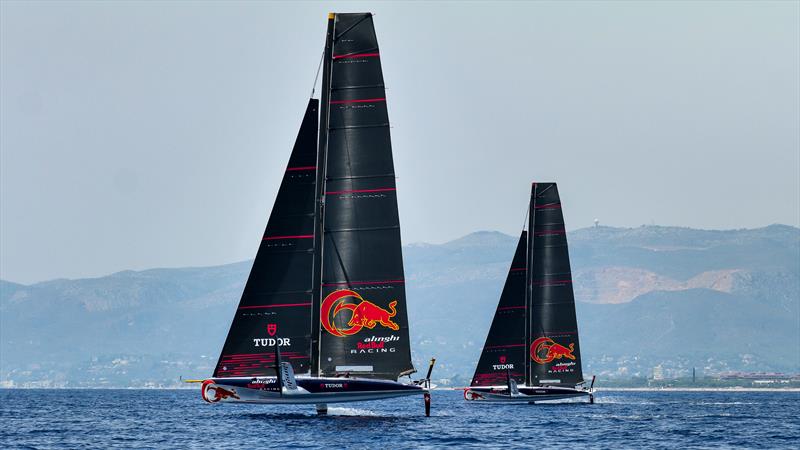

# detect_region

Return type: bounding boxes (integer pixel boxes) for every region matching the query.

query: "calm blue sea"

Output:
[0,389,798,449]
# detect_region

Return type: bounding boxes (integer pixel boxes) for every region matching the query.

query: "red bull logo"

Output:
[321,289,399,337]
[530,337,576,364]
[464,389,485,401]
[201,380,241,403]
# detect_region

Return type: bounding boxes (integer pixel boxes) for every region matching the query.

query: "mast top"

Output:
[328,12,335,19]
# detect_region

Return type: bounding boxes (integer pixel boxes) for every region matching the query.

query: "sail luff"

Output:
[525,184,536,386]
[310,13,336,378]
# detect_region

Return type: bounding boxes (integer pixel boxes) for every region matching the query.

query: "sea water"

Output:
[1,389,798,448]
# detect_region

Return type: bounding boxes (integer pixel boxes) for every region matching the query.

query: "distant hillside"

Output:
[1,225,797,386]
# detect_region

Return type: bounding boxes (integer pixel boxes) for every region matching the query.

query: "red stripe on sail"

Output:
[497,306,525,311]
[330,98,386,104]
[534,230,565,236]
[222,352,299,363]
[326,188,396,195]
[509,268,526,272]
[262,235,314,240]
[322,279,404,287]
[333,52,379,59]
[238,303,312,310]
[286,166,316,171]
[534,203,561,209]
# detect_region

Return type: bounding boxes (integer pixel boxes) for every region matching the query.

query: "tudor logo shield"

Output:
[267,324,277,337]
[499,355,507,364]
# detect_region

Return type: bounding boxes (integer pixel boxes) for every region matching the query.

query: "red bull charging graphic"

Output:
[530,337,576,364]
[201,380,241,403]
[321,289,400,337]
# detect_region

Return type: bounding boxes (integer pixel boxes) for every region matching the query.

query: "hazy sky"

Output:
[1,1,798,284]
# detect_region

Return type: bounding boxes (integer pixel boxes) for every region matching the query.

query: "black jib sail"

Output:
[526,182,584,386]
[470,232,528,387]
[213,99,319,377]
[316,13,414,380]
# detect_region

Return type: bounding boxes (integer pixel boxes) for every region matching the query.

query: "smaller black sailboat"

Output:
[464,183,595,403]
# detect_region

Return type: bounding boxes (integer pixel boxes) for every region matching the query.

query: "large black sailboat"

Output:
[193,13,433,415]
[464,183,594,403]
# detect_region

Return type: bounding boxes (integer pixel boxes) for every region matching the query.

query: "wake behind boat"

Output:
[465,183,595,404]
[190,12,434,416]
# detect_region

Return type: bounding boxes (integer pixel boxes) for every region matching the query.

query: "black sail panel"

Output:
[527,182,584,386]
[214,99,319,377]
[470,232,528,386]
[318,13,413,380]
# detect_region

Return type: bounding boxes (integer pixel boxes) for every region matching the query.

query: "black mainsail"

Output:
[317,13,413,380]
[527,182,583,386]
[469,182,585,393]
[214,100,319,378]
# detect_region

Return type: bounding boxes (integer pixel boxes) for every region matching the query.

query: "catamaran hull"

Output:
[201,376,425,405]
[464,385,592,403]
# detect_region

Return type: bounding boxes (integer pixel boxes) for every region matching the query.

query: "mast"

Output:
[525,183,535,385]
[311,12,335,378]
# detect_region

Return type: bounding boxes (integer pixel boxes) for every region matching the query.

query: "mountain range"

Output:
[1,224,798,387]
